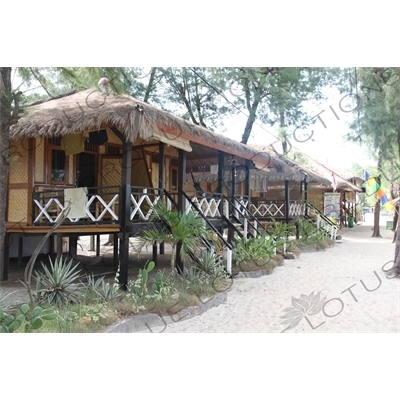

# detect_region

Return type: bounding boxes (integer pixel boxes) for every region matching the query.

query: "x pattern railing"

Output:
[187,196,222,218]
[250,202,285,218]
[33,187,165,225]
[130,188,161,220]
[289,202,308,217]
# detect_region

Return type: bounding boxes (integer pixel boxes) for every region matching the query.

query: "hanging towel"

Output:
[210,165,218,175]
[61,133,85,155]
[64,187,88,218]
[89,129,108,145]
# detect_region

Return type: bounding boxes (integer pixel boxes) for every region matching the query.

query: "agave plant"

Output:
[0,290,17,314]
[34,256,84,306]
[192,250,225,279]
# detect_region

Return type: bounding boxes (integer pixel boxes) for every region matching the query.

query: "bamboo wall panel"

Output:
[9,139,29,184]
[131,158,152,187]
[35,139,45,182]
[8,188,28,222]
[106,128,121,145]
[101,157,121,187]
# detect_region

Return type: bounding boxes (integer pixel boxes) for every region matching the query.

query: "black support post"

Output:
[159,142,165,255]
[119,140,132,290]
[285,180,290,224]
[176,148,186,274]
[0,233,10,281]
[245,159,251,199]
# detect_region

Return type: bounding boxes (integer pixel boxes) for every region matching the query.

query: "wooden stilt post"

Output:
[218,151,225,234]
[119,139,132,290]
[304,178,308,217]
[69,236,77,258]
[113,233,118,266]
[176,148,186,274]
[159,142,165,255]
[0,233,10,281]
[285,180,290,224]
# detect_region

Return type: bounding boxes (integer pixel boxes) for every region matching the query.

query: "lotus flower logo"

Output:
[280,290,326,332]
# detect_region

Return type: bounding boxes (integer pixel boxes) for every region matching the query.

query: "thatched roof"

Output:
[298,156,362,192]
[9,88,287,171]
[248,145,332,185]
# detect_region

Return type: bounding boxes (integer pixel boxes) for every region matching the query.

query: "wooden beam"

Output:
[110,127,124,143]
[159,142,165,255]
[118,139,132,290]
[285,180,290,224]
[245,159,251,198]
[0,234,10,281]
[176,149,186,273]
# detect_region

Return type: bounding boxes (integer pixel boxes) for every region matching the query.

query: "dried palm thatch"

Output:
[249,144,332,185]
[249,144,363,191]
[9,88,288,171]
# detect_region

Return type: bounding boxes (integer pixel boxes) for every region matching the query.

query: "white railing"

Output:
[316,213,338,240]
[33,187,166,225]
[250,202,285,218]
[289,201,308,217]
[186,194,222,218]
[130,188,161,221]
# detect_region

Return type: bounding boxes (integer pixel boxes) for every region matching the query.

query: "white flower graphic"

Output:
[280,290,326,332]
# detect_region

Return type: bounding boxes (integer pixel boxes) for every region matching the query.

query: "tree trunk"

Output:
[389,224,400,277]
[392,205,398,243]
[143,67,157,103]
[0,67,12,281]
[241,105,258,144]
[372,199,381,237]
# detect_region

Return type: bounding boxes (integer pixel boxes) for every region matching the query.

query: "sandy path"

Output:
[138,216,400,333]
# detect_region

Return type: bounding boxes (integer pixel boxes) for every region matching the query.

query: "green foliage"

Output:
[151,270,175,300]
[0,290,16,313]
[86,265,124,302]
[268,219,296,239]
[0,303,57,333]
[34,256,84,306]
[297,219,327,245]
[138,202,213,268]
[220,67,339,144]
[232,232,281,267]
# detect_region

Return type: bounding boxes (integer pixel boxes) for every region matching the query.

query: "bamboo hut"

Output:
[3,86,292,284]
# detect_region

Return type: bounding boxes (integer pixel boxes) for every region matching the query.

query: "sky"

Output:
[220,86,374,172]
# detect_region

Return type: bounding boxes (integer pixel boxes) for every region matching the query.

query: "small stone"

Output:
[283,252,296,259]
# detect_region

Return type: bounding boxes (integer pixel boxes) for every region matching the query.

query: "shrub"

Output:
[34,256,84,306]
[85,266,124,303]
[233,232,281,267]
[0,304,57,333]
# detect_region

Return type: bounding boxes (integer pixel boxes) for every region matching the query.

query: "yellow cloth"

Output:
[64,187,88,218]
[61,133,85,155]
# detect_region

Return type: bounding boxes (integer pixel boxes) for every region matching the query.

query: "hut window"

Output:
[51,149,66,182]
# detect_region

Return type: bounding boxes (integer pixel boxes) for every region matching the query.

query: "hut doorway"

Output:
[77,152,96,190]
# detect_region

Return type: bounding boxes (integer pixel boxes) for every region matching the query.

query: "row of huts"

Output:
[1,86,362,286]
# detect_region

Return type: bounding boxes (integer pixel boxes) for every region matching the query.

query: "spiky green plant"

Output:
[0,290,16,313]
[192,250,226,279]
[137,202,211,268]
[34,256,84,306]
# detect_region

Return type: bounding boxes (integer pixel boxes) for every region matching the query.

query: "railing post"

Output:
[226,248,232,275]
[224,199,229,219]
